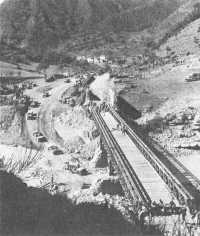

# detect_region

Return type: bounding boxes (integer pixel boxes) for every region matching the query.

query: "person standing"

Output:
[122,124,126,135]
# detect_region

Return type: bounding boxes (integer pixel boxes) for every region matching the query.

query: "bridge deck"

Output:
[102,112,172,203]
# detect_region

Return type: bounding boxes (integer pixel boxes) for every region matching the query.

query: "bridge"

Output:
[92,106,200,212]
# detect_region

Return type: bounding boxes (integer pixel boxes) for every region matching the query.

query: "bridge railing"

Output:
[109,106,196,205]
[92,109,151,205]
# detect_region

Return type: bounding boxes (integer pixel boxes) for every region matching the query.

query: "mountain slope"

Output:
[158,17,200,56]
[151,0,200,44]
[0,0,180,60]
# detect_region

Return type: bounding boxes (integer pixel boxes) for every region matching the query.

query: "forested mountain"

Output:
[0,0,180,60]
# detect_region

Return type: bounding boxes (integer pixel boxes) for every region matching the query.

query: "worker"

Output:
[121,124,126,135]
[181,207,187,222]
[159,199,164,206]
[138,205,147,227]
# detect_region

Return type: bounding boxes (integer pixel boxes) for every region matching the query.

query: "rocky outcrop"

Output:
[90,147,108,168]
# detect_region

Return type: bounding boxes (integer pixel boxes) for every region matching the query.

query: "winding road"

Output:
[25,78,74,150]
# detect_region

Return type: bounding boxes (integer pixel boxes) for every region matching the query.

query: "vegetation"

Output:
[4,149,42,174]
[156,3,200,48]
[0,0,179,62]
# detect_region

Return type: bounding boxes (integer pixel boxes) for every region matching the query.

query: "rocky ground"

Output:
[52,104,134,220]
[3,55,200,235]
[0,71,142,235]
[118,55,200,170]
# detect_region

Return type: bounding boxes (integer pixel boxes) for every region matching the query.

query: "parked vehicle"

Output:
[75,79,82,86]
[61,97,75,106]
[43,91,50,98]
[61,97,71,104]
[45,76,55,82]
[53,149,64,155]
[32,131,47,142]
[65,79,71,83]
[48,145,58,151]
[54,74,67,79]
[186,73,200,82]
[37,136,47,142]
[33,131,43,137]
[30,101,41,108]
[27,85,33,89]
[27,112,38,120]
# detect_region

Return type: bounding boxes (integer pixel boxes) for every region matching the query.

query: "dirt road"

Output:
[25,78,74,150]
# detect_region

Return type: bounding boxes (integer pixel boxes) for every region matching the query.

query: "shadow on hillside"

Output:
[0,171,138,236]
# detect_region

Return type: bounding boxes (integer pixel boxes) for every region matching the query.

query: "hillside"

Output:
[150,0,200,47]
[0,0,180,61]
[158,17,200,56]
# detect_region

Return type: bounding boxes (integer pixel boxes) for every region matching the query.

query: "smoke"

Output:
[90,73,116,105]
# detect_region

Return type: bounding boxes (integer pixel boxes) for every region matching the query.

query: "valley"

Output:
[2,0,200,236]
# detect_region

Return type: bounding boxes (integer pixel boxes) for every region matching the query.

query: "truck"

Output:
[30,101,41,108]
[185,73,200,82]
[37,136,47,142]
[33,131,47,142]
[64,79,71,83]
[43,91,50,98]
[60,97,75,106]
[45,75,55,82]
[27,112,38,120]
